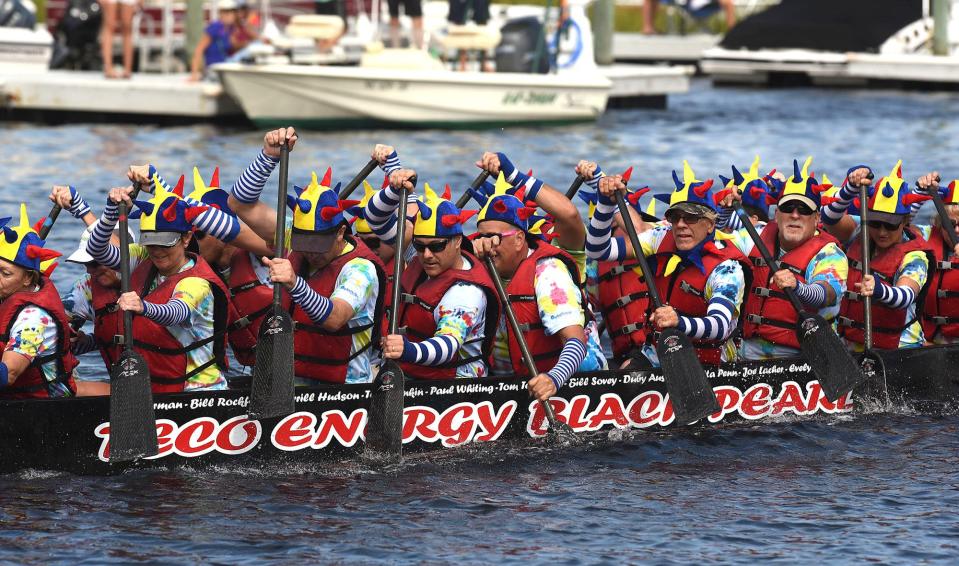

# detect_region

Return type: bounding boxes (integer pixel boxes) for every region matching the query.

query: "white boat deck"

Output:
[0,70,243,121]
[613,33,720,63]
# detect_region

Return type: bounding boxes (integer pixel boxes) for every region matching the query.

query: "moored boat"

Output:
[3,344,958,475]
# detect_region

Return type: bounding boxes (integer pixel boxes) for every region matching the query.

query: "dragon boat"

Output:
[2,345,957,475]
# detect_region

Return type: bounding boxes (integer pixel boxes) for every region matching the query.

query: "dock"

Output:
[613,33,719,65]
[600,63,695,108]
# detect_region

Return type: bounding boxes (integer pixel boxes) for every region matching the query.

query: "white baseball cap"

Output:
[66,225,136,264]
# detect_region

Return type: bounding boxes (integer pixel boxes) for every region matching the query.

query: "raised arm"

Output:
[227,127,298,246]
[821,166,871,243]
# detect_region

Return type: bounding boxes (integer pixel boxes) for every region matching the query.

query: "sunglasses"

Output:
[777,202,816,216]
[664,211,705,225]
[411,238,451,254]
[475,229,521,244]
[360,236,381,250]
[866,219,903,231]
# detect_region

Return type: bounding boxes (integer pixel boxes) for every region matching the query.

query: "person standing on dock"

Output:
[378,174,500,379]
[906,172,959,345]
[587,161,749,366]
[472,171,606,402]
[227,128,387,385]
[189,0,241,82]
[821,161,934,351]
[0,205,78,400]
[100,0,139,78]
[717,157,849,361]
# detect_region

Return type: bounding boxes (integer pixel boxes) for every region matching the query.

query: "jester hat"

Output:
[349,179,380,236]
[858,160,929,223]
[939,179,959,205]
[0,204,62,272]
[720,156,775,219]
[186,166,233,217]
[476,172,537,231]
[654,161,721,216]
[776,157,830,210]
[131,176,209,247]
[412,183,475,238]
[287,168,358,252]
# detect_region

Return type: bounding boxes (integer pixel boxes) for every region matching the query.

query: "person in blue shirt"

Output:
[189,0,240,82]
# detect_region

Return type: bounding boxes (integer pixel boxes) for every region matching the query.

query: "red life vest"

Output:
[396,251,500,379]
[839,226,933,349]
[922,228,959,339]
[502,242,587,376]
[0,277,78,400]
[223,250,270,367]
[649,232,749,365]
[88,268,122,371]
[282,238,386,384]
[742,223,840,349]
[129,254,232,393]
[596,260,649,358]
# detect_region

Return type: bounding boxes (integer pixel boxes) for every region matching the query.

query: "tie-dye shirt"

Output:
[431,256,488,378]
[492,251,607,375]
[5,300,74,397]
[721,224,849,360]
[62,273,110,382]
[844,224,929,350]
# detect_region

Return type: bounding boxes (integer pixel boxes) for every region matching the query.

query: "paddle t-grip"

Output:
[456,171,491,209]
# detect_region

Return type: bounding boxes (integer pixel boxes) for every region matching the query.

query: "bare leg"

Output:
[642,0,658,35]
[389,17,401,47]
[100,1,118,77]
[120,4,136,78]
[721,0,736,30]
[412,16,423,49]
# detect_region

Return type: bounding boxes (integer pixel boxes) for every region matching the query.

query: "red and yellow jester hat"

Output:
[0,204,62,272]
[940,179,959,204]
[187,166,234,216]
[412,183,476,238]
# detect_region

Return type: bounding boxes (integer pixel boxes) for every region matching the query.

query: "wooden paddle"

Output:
[858,178,889,399]
[482,255,577,441]
[733,203,863,402]
[365,175,414,457]
[613,191,720,424]
[248,143,296,420]
[109,197,159,462]
[337,158,379,199]
[455,171,491,209]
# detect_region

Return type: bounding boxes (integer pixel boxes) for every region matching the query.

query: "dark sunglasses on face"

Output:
[664,211,705,225]
[777,202,816,216]
[411,238,451,253]
[360,236,381,250]
[866,219,903,231]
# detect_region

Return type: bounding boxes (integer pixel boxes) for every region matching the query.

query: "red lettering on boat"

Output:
[772,382,809,416]
[313,410,365,449]
[565,395,592,429]
[271,412,317,451]
[217,416,262,454]
[660,395,675,426]
[174,418,218,457]
[626,391,664,428]
[709,386,742,423]
[152,419,178,459]
[586,394,629,430]
[437,403,477,447]
[96,416,262,461]
[739,383,772,419]
[525,397,569,437]
[474,401,517,442]
[402,407,438,443]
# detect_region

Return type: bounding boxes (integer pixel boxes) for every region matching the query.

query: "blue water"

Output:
[2,80,959,563]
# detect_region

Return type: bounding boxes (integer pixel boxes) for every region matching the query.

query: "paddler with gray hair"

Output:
[471,172,606,402]
[378,170,500,379]
[587,161,749,366]
[225,127,387,384]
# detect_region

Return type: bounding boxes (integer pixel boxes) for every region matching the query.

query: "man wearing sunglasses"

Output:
[905,172,959,345]
[587,161,748,367]
[821,162,933,350]
[719,158,848,361]
[378,171,500,379]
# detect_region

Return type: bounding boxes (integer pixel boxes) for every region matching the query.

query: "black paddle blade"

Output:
[795,313,864,402]
[248,305,295,420]
[109,350,158,462]
[656,328,720,424]
[858,348,889,404]
[366,360,405,458]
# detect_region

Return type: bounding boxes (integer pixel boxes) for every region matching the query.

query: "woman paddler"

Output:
[224,128,387,385]
[377,170,500,379]
[0,205,78,399]
[85,179,235,391]
[821,161,934,350]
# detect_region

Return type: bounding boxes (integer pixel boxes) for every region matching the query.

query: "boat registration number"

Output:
[502,92,557,105]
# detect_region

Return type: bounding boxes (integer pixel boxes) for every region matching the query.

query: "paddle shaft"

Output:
[338,158,379,199]
[929,175,959,248]
[38,204,62,240]
[483,255,564,427]
[389,182,410,335]
[273,144,289,304]
[733,204,807,314]
[859,182,874,349]
[565,176,584,199]
[455,171,491,209]
[613,192,664,308]
[118,200,133,352]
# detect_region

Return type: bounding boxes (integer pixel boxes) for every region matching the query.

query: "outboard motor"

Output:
[495,16,549,74]
[0,0,36,28]
[50,0,101,70]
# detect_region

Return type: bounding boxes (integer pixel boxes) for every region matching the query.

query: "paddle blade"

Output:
[109,350,158,462]
[365,360,405,458]
[857,348,889,404]
[796,313,864,402]
[248,305,295,420]
[656,328,720,424]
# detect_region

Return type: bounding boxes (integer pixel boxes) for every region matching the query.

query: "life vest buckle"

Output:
[745,314,764,324]
[844,291,862,301]
[679,280,703,297]
[113,334,126,345]
[838,316,857,328]
[752,287,771,297]
[939,260,955,270]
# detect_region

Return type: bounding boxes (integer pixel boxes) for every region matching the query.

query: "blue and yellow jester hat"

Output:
[577,167,658,222]
[719,156,776,217]
[0,204,62,271]
[287,168,359,234]
[777,157,830,209]
[131,175,210,243]
[411,183,476,238]
[856,160,929,220]
[654,161,720,213]
[939,179,959,205]
[186,166,233,216]
[476,172,537,231]
[348,179,379,235]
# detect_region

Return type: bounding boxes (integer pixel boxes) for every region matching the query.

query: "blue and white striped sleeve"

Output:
[230,150,280,204]
[290,276,334,325]
[400,335,460,366]
[142,299,191,325]
[182,196,241,242]
[379,150,402,176]
[546,338,587,390]
[586,197,626,261]
[86,201,122,270]
[678,260,744,341]
[874,280,917,309]
[365,184,402,244]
